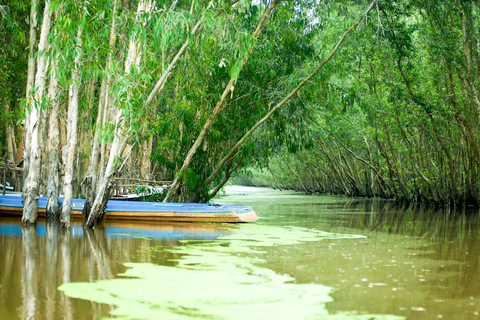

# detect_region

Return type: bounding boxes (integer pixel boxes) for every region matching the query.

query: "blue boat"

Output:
[0,194,258,223]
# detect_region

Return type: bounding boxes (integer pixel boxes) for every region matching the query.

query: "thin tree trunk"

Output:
[23,0,52,224]
[98,102,110,189]
[316,119,393,196]
[23,0,38,194]
[208,156,243,199]
[282,155,308,193]
[61,25,83,228]
[4,103,21,190]
[381,121,409,200]
[144,16,205,107]
[145,1,243,108]
[5,103,17,165]
[38,78,49,197]
[83,0,118,217]
[140,135,153,180]
[319,139,351,195]
[86,0,153,227]
[87,128,127,226]
[76,79,96,197]
[460,6,480,116]
[46,61,61,218]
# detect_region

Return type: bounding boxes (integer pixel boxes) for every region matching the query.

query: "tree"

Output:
[22,0,53,224]
[61,2,85,227]
[85,0,155,227]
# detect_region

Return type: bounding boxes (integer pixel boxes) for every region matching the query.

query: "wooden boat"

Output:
[0,194,258,223]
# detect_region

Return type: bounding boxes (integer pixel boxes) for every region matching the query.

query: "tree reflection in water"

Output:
[20,225,37,320]
[0,219,229,319]
[3,222,116,319]
[347,202,480,300]
[45,222,58,320]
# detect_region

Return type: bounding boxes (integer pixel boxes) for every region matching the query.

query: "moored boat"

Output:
[0,194,258,223]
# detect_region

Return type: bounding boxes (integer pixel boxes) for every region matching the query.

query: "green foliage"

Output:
[246,0,480,206]
[143,0,323,201]
[5,0,480,207]
[0,0,29,155]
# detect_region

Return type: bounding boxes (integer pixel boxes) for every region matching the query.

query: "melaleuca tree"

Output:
[22,0,54,224]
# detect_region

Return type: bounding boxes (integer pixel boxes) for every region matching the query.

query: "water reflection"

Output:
[0,219,231,319]
[341,202,480,302]
[327,201,480,271]
[45,222,58,320]
[215,187,480,319]
[13,222,97,320]
[20,225,37,320]
[84,228,113,281]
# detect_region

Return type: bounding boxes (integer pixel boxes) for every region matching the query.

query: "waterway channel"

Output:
[0,186,479,319]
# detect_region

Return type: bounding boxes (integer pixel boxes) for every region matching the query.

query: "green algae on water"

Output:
[59,224,404,320]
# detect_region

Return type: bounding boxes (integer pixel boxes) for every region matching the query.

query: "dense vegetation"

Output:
[1,0,480,226]
[236,0,480,207]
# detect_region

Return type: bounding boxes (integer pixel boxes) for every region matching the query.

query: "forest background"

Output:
[1,0,480,227]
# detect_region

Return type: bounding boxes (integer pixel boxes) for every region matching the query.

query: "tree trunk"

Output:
[83,0,118,217]
[4,100,21,191]
[5,103,17,165]
[282,155,308,193]
[23,0,38,194]
[460,5,480,116]
[144,15,205,107]
[76,79,96,197]
[23,0,52,224]
[46,61,61,219]
[208,157,243,200]
[38,77,49,197]
[86,124,127,226]
[86,0,153,227]
[140,135,153,180]
[61,25,83,228]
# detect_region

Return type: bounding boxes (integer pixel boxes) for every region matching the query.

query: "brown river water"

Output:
[0,186,479,319]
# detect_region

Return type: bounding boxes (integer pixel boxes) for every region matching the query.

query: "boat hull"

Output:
[0,195,258,223]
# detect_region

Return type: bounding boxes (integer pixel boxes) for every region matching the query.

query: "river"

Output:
[0,186,479,319]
